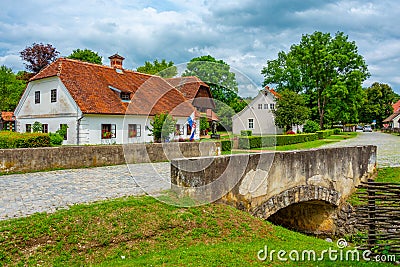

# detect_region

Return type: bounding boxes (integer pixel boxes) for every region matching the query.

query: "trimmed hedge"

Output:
[316,130,335,139]
[240,130,252,136]
[0,131,51,149]
[220,140,232,151]
[238,133,318,149]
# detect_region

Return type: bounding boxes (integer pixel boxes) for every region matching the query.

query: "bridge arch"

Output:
[252,185,342,235]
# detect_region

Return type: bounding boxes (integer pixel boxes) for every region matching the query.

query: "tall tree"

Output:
[262,31,369,128]
[360,82,397,127]
[273,89,310,132]
[67,49,102,64]
[0,66,26,111]
[136,59,177,78]
[149,112,177,142]
[183,55,239,106]
[20,43,60,74]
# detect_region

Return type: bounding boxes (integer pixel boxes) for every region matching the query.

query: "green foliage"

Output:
[262,31,369,128]
[316,130,334,139]
[273,89,310,131]
[20,43,60,73]
[0,65,26,111]
[360,82,397,127]
[67,49,102,64]
[49,132,64,146]
[136,59,177,78]
[215,103,235,131]
[0,131,50,148]
[240,130,252,136]
[303,120,321,133]
[149,112,177,142]
[220,140,232,151]
[32,121,42,133]
[333,128,341,134]
[199,117,209,132]
[238,134,319,149]
[56,124,68,139]
[183,55,241,107]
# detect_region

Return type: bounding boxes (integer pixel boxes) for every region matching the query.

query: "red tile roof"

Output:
[1,112,14,121]
[166,76,210,100]
[30,58,195,117]
[393,100,400,112]
[264,86,280,98]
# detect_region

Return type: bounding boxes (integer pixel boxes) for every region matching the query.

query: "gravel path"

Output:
[321,131,399,168]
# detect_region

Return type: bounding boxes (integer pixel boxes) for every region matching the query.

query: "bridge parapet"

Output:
[171,145,377,235]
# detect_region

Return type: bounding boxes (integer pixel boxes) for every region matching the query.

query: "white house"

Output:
[14,54,200,145]
[232,86,283,135]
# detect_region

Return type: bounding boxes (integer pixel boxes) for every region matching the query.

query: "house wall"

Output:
[15,77,200,145]
[393,114,400,128]
[79,115,199,145]
[232,92,282,135]
[14,77,81,145]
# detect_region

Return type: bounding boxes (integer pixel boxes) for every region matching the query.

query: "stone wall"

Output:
[0,142,218,174]
[171,146,377,235]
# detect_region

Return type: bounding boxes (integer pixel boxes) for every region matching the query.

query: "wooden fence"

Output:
[355,181,400,256]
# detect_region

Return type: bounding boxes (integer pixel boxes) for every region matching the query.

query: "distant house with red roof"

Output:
[232,86,283,135]
[383,99,400,129]
[14,54,203,144]
[0,112,15,131]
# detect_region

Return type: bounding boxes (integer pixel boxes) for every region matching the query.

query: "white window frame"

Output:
[248,118,254,129]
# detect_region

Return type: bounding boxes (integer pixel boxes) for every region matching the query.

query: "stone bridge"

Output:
[171,146,377,236]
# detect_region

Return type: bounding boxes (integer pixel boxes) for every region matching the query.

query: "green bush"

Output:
[238,133,317,149]
[238,136,261,149]
[303,120,320,133]
[0,131,51,149]
[316,130,335,139]
[240,130,252,136]
[333,128,341,134]
[220,140,232,151]
[49,132,64,146]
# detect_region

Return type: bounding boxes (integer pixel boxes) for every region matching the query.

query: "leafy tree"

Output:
[200,116,209,135]
[272,89,310,132]
[32,121,42,133]
[262,31,369,128]
[183,55,240,107]
[20,43,60,74]
[149,112,177,142]
[360,82,397,127]
[67,49,102,64]
[136,59,177,78]
[15,71,35,84]
[0,66,26,111]
[215,103,235,131]
[303,120,321,133]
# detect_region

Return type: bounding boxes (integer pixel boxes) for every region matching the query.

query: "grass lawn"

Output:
[0,193,389,266]
[228,132,358,152]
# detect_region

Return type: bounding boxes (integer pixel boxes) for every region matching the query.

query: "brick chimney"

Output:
[108,53,124,69]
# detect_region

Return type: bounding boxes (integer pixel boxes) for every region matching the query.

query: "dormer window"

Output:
[120,92,130,101]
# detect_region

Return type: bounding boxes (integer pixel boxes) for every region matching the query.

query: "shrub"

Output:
[238,136,261,149]
[220,140,232,151]
[49,132,64,146]
[240,130,252,136]
[238,133,317,149]
[0,131,51,148]
[316,130,335,139]
[333,128,341,134]
[303,120,320,133]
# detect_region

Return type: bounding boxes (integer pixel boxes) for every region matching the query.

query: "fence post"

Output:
[367,180,376,250]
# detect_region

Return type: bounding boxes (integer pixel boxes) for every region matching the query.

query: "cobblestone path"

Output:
[321,131,399,168]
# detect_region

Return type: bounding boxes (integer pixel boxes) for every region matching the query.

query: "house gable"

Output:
[15,76,81,119]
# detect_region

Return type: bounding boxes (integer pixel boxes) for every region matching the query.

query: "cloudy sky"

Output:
[1,0,400,96]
